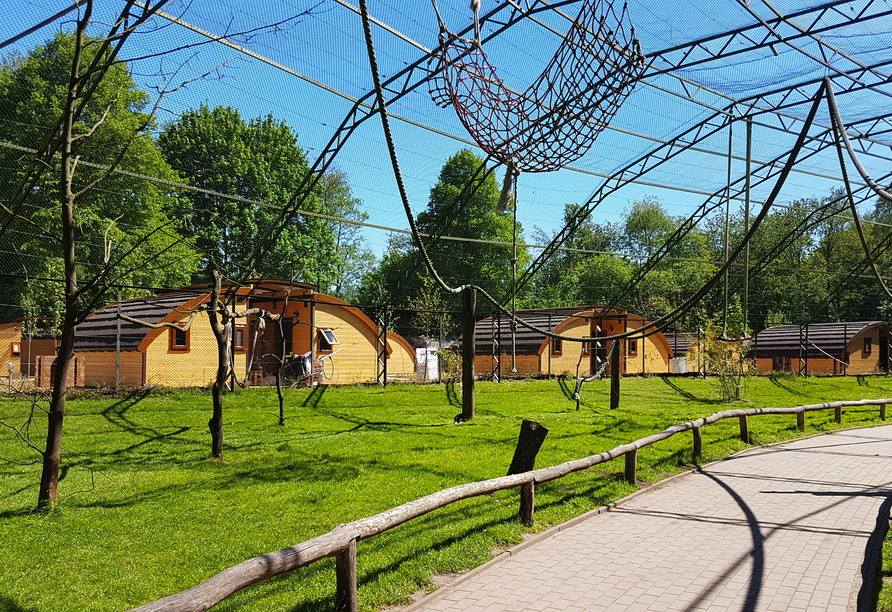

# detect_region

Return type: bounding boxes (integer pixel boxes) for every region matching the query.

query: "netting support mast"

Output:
[722,114,734,339]
[743,117,752,337]
[797,323,809,377]
[491,312,501,382]
[461,287,476,421]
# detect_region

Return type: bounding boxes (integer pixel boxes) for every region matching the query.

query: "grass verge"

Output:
[2,375,892,612]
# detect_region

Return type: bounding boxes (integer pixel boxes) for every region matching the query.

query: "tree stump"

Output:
[507,420,549,475]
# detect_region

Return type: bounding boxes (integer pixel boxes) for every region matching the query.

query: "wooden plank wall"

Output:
[144,310,247,387]
[77,351,145,387]
[314,305,415,384]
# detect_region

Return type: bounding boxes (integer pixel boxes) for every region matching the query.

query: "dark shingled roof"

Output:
[455,307,628,355]
[664,333,698,358]
[750,322,882,359]
[74,291,207,352]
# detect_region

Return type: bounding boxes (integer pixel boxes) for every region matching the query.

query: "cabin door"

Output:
[590,320,607,376]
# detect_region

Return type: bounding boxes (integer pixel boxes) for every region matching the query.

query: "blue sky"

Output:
[2,0,884,260]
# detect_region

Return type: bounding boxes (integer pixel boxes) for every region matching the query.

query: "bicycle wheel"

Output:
[321,355,335,380]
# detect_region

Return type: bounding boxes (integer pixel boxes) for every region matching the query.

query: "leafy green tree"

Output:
[0,30,197,328]
[358,149,528,334]
[157,105,337,285]
[622,196,676,255]
[316,171,376,300]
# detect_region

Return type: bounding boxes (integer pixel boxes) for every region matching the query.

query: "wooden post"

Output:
[797,410,806,430]
[610,343,620,409]
[624,448,638,484]
[461,287,476,421]
[519,481,535,525]
[881,402,887,421]
[738,415,750,444]
[507,420,549,475]
[335,539,357,612]
[693,426,702,459]
[834,406,842,423]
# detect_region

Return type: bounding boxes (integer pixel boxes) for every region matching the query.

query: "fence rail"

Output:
[129,397,891,612]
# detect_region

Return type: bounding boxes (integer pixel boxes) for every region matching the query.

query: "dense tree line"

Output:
[0,31,371,332]
[351,167,892,338]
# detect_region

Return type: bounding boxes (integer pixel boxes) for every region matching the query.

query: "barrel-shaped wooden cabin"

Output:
[70,280,415,388]
[750,321,890,375]
[458,306,674,377]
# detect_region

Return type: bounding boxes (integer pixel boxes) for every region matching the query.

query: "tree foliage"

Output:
[157,104,337,285]
[0,30,198,328]
[357,149,529,334]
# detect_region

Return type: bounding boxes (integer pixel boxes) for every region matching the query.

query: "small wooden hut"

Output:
[71,280,415,388]
[750,321,890,375]
[457,306,674,377]
[0,321,22,378]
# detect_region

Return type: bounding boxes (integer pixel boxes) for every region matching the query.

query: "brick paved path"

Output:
[404,426,892,612]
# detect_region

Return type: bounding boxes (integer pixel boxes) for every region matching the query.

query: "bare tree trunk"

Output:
[209,338,227,458]
[275,335,286,426]
[37,11,88,510]
[207,272,229,459]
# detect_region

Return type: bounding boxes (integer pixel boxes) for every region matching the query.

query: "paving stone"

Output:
[400,426,892,612]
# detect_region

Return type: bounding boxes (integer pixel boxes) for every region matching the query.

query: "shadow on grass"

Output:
[302,385,328,408]
[444,381,460,408]
[767,374,807,396]
[0,596,41,612]
[311,409,453,434]
[557,377,575,402]
[661,377,716,403]
[99,390,153,435]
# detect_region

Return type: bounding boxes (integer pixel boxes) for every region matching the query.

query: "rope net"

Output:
[429,0,645,173]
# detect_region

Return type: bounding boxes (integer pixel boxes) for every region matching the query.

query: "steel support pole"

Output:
[462,287,476,421]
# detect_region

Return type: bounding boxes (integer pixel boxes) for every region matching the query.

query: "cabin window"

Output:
[234,325,247,351]
[169,326,189,351]
[551,337,562,355]
[772,356,791,372]
[864,337,872,354]
[582,340,591,355]
[317,328,340,352]
[628,339,638,356]
[11,342,21,356]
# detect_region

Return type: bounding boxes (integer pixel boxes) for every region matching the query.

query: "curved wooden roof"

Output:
[457,306,637,355]
[751,322,884,359]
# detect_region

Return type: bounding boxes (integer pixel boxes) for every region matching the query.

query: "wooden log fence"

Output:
[129,398,892,612]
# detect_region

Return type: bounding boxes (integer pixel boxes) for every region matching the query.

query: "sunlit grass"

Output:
[2,375,892,612]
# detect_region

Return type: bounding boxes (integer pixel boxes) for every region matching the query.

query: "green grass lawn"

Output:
[2,375,892,612]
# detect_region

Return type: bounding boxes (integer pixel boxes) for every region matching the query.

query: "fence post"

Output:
[693,426,702,459]
[610,345,621,410]
[624,448,638,484]
[797,410,806,430]
[335,539,357,612]
[738,415,750,444]
[834,406,842,423]
[519,481,535,525]
[881,402,887,421]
